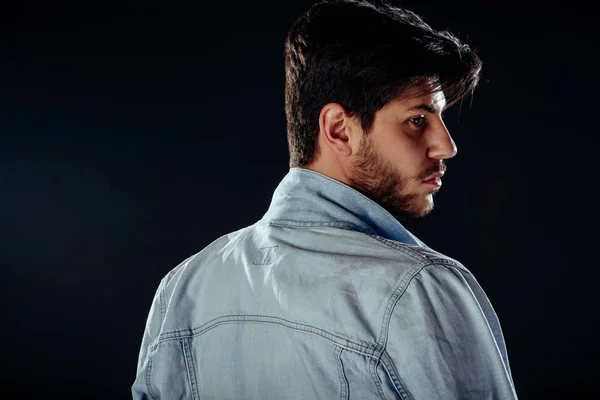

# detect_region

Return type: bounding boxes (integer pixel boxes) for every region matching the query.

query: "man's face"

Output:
[347,90,456,219]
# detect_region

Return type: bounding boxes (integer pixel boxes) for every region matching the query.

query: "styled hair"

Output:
[284,0,482,168]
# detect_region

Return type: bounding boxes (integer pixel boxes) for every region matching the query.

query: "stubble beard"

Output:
[347,135,438,220]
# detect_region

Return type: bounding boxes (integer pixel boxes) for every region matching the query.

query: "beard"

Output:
[347,134,443,220]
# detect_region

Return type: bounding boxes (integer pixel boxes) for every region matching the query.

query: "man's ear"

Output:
[318,103,354,157]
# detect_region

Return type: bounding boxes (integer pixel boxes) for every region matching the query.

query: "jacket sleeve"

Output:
[131,277,166,400]
[384,263,518,400]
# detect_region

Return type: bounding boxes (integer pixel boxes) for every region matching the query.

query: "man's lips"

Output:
[422,172,444,187]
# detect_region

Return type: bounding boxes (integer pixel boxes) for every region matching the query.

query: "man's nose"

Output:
[426,120,457,160]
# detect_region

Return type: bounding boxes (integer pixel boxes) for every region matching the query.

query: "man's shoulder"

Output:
[148,222,473,347]
[160,222,470,289]
[159,224,255,290]
[364,233,471,274]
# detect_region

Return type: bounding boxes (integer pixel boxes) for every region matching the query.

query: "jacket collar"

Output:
[260,167,425,246]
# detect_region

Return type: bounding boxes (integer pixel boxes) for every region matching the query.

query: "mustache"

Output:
[418,162,447,180]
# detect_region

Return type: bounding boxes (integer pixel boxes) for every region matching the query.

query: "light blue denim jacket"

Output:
[132,167,517,399]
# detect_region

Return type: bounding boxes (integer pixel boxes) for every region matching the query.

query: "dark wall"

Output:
[1,0,597,398]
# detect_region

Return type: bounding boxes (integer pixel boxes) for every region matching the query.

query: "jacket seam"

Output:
[269,220,376,235]
[151,314,383,360]
[376,263,425,346]
[182,338,199,400]
[371,263,425,400]
[379,351,412,400]
[268,221,439,267]
[378,261,461,399]
[368,235,429,262]
[335,345,349,400]
[368,234,471,273]
[145,352,158,400]
[369,357,387,399]
[158,278,166,323]
[376,261,436,399]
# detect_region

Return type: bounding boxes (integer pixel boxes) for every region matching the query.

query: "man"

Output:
[132,0,517,398]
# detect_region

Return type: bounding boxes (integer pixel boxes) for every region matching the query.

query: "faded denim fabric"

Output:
[132,167,518,399]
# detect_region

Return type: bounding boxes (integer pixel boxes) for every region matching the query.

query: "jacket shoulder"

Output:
[160,225,255,297]
[367,233,472,275]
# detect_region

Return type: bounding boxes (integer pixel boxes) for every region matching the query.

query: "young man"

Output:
[133,1,517,398]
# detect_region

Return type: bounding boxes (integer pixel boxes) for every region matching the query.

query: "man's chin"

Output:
[401,198,434,219]
[380,191,435,220]
[389,203,433,220]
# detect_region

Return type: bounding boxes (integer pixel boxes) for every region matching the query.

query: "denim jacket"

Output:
[132,167,517,399]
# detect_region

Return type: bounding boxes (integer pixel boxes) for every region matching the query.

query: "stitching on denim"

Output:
[145,353,158,400]
[335,346,349,400]
[269,220,373,234]
[181,340,193,398]
[367,235,429,263]
[152,314,382,359]
[252,245,279,265]
[377,263,425,346]
[369,234,472,274]
[379,351,412,400]
[373,263,426,400]
[369,356,387,400]
[182,339,199,400]
[155,253,200,350]
[158,278,166,323]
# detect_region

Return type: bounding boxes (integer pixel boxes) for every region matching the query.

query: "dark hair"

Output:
[284,0,482,168]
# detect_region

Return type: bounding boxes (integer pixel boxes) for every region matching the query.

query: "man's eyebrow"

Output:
[408,103,445,114]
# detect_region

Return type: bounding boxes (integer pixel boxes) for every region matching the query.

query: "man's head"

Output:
[284,0,481,219]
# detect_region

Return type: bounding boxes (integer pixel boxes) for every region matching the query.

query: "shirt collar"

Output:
[260,167,425,246]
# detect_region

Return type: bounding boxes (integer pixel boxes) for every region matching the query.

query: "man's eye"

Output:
[409,116,426,128]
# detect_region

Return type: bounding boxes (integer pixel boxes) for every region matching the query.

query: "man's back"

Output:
[132,168,517,399]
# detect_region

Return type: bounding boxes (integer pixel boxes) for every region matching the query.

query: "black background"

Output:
[1,0,598,398]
